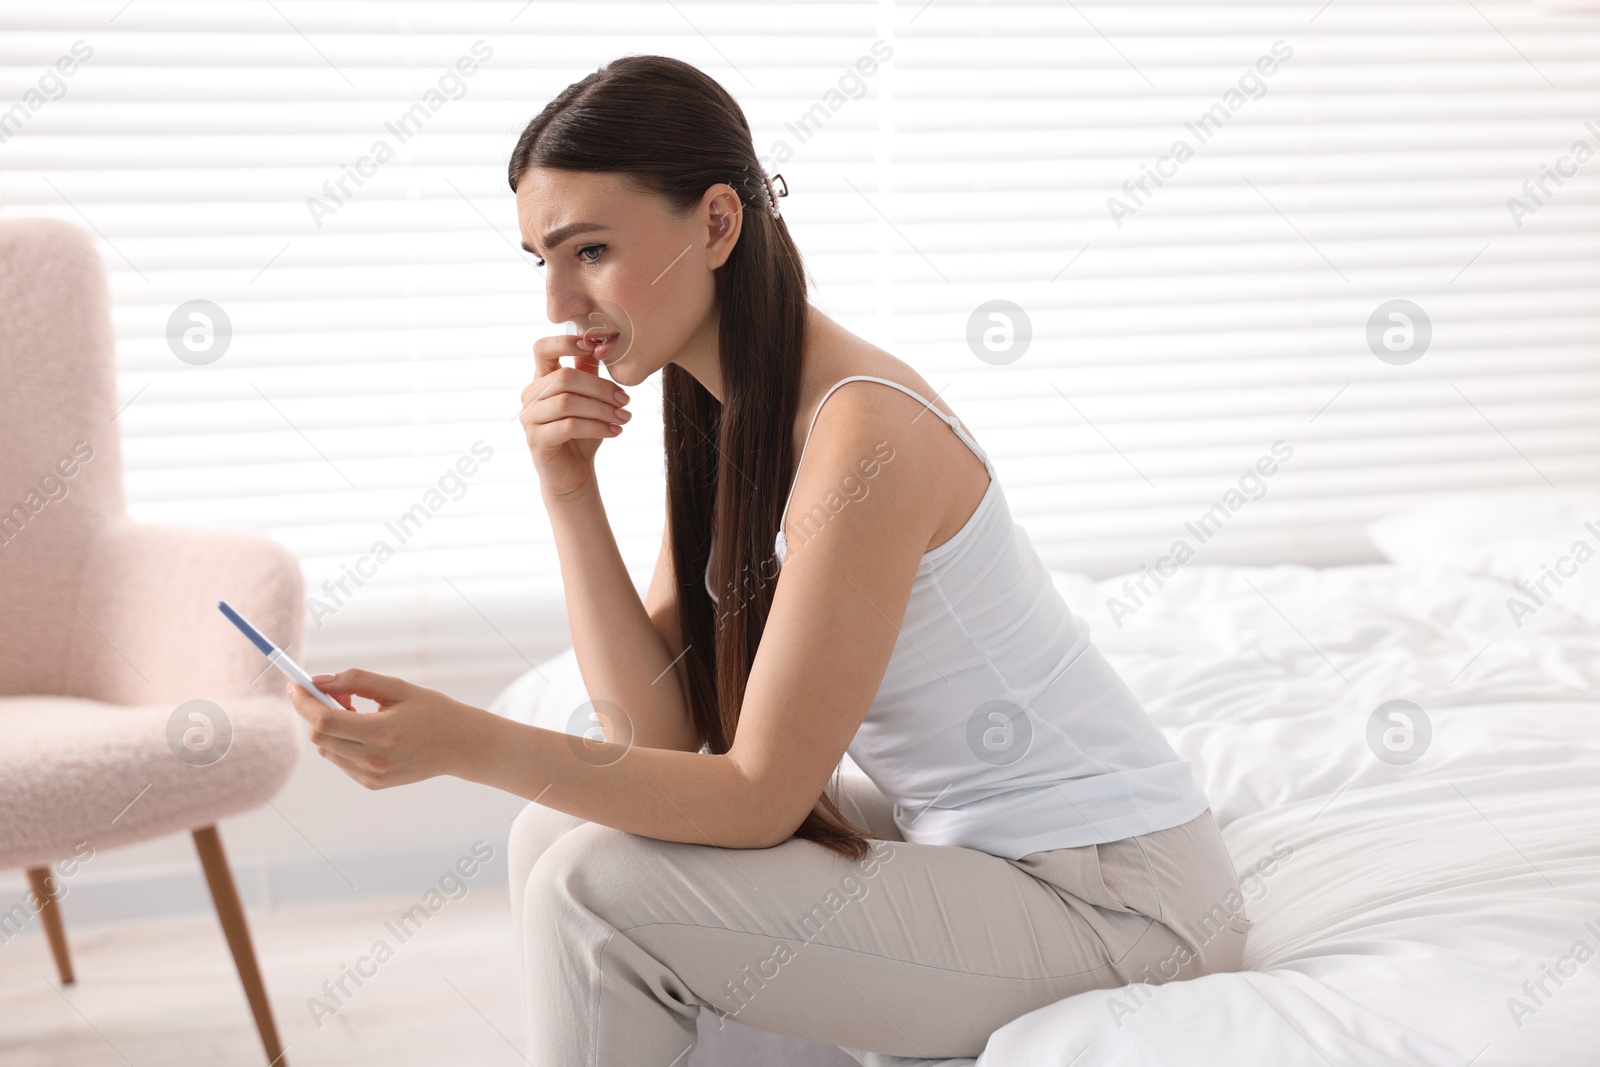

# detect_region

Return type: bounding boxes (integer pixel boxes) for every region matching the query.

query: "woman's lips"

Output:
[581,330,621,360]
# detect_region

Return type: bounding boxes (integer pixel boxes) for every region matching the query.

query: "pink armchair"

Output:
[0,217,304,1065]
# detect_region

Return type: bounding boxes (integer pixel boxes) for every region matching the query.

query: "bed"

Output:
[493,492,1600,1066]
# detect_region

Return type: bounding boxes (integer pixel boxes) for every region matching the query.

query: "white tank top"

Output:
[705,375,1209,859]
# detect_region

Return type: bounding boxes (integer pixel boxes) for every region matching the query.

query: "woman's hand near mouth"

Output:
[518,329,632,501]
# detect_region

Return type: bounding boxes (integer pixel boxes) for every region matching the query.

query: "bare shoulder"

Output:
[788,350,990,558]
[805,348,969,431]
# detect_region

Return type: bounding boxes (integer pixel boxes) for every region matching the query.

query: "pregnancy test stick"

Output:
[217,599,345,712]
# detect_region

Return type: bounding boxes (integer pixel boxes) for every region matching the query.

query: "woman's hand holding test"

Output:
[286,669,491,790]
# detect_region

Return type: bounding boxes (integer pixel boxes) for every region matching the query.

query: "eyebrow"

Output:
[521,222,608,257]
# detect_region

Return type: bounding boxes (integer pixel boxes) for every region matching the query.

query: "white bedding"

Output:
[935,562,1600,1067]
[494,561,1600,1066]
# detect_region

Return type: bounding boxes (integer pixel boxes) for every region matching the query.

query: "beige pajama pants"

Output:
[507,771,1254,1066]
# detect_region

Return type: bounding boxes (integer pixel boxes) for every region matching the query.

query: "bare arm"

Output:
[296,386,936,849]
[544,479,700,753]
[468,385,930,847]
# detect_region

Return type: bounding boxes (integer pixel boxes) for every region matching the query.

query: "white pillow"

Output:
[1364,488,1600,628]
[487,647,590,733]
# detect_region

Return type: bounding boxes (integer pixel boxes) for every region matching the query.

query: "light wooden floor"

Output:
[0,885,539,1066]
[0,886,860,1067]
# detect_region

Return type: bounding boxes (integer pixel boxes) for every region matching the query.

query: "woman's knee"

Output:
[508,802,590,912]
[518,820,657,951]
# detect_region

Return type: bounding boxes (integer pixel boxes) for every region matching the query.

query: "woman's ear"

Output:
[703,184,744,270]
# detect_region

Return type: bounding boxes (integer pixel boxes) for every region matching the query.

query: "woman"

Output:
[287,54,1253,1066]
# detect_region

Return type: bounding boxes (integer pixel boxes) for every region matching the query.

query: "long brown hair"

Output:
[507,56,873,860]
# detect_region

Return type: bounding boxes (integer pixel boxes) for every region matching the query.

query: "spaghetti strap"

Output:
[705,374,994,596]
[774,375,992,563]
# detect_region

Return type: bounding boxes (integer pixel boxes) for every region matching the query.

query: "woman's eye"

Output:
[532,245,605,269]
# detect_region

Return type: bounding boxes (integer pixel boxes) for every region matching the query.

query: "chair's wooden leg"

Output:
[192,825,289,1066]
[25,866,74,985]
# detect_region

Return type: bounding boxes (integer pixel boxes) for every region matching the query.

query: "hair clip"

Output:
[766,173,788,219]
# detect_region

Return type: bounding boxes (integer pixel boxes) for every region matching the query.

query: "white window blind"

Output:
[3,1,1597,707]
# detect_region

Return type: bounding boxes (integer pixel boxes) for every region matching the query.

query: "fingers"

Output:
[285,681,327,720]
[518,346,631,445]
[309,728,367,762]
[313,667,408,704]
[305,680,354,712]
[286,681,373,742]
[316,744,380,789]
[526,337,626,406]
[520,390,629,439]
[286,678,381,786]
[531,333,604,381]
[530,332,573,378]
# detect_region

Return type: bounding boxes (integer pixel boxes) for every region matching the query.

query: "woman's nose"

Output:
[546,292,587,333]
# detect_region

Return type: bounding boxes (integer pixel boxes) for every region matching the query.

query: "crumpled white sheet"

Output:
[948,563,1600,1067]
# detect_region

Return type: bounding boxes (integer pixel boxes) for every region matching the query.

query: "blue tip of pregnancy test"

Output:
[217,600,274,656]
